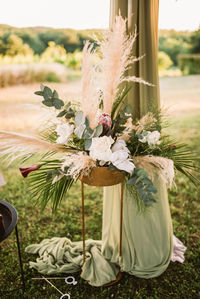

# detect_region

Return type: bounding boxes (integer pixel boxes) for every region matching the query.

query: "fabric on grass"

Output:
[171,235,187,263]
[26,238,119,287]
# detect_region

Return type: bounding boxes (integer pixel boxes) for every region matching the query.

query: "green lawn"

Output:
[0,76,200,298]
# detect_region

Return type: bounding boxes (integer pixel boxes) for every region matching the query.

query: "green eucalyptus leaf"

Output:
[128,132,136,137]
[93,124,103,137]
[83,127,93,139]
[126,177,137,185]
[75,111,85,127]
[40,84,45,91]
[53,98,64,109]
[85,139,92,150]
[74,123,86,138]
[53,90,59,99]
[34,91,44,96]
[148,185,157,193]
[143,131,148,136]
[65,102,71,110]
[136,168,148,177]
[65,108,75,119]
[85,117,90,128]
[43,86,53,100]
[57,110,67,117]
[126,167,157,207]
[42,99,54,107]
[135,176,144,184]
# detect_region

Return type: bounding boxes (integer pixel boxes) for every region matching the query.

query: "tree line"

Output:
[0,24,100,55]
[0,25,200,74]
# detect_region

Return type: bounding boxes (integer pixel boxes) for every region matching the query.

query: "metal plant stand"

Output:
[0,200,25,294]
[79,167,124,285]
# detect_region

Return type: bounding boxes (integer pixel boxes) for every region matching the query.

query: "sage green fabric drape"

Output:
[110,0,160,119]
[102,175,173,278]
[102,0,173,279]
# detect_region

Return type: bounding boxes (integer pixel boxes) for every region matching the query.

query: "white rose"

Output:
[147,131,161,148]
[110,150,129,163]
[115,160,135,173]
[138,131,161,148]
[112,140,130,153]
[55,123,74,144]
[110,150,135,173]
[138,131,150,143]
[89,136,114,162]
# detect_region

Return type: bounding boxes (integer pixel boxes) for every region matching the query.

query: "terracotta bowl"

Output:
[79,167,124,186]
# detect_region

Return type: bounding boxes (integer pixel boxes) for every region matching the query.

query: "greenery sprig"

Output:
[35,84,64,109]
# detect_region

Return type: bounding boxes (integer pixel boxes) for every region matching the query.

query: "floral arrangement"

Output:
[0,16,199,211]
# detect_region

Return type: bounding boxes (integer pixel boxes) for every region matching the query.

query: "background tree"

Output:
[190,28,200,53]
[41,41,67,63]
[158,51,173,70]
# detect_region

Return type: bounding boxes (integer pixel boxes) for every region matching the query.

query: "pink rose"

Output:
[98,113,112,128]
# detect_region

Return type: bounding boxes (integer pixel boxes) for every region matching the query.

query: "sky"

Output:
[0,0,199,31]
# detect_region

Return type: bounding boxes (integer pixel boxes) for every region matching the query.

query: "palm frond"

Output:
[158,138,200,185]
[175,165,200,186]
[111,85,132,119]
[28,160,74,212]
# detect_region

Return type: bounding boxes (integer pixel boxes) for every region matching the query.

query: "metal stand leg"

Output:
[119,182,124,257]
[81,182,86,265]
[15,225,25,291]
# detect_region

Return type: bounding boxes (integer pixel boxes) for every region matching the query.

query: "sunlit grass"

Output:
[0,76,199,298]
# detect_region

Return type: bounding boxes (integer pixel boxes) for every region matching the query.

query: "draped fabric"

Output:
[102,175,173,278]
[102,0,173,279]
[110,0,160,119]
[26,238,119,287]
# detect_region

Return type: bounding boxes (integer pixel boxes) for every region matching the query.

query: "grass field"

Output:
[0,76,200,298]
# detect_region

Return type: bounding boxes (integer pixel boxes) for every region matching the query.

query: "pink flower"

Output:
[19,165,40,178]
[98,113,112,128]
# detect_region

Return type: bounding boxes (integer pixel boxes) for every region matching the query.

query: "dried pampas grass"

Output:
[0,130,73,162]
[80,15,152,121]
[81,41,100,129]
[97,15,151,114]
[133,155,175,188]
[138,112,157,128]
[61,151,96,179]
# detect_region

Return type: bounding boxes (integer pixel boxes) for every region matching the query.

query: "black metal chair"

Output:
[0,200,25,294]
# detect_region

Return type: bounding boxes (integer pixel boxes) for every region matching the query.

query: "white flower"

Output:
[138,132,150,143]
[89,136,135,173]
[147,131,161,148]
[110,150,129,163]
[138,131,161,148]
[89,136,114,162]
[55,123,74,144]
[110,150,135,173]
[112,139,130,153]
[116,160,135,173]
